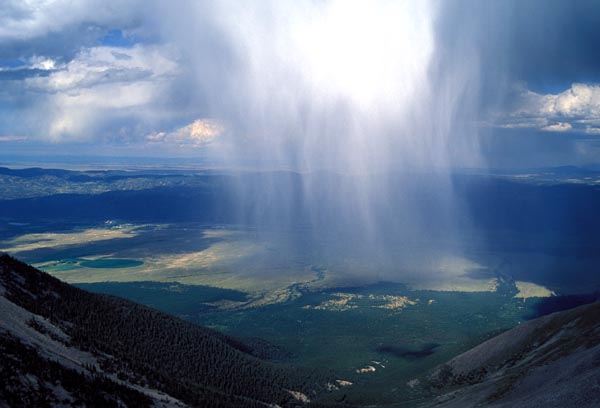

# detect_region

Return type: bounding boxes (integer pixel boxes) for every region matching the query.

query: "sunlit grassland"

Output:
[0,222,521,296]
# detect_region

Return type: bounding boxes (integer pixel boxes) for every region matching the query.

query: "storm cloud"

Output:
[1,0,600,166]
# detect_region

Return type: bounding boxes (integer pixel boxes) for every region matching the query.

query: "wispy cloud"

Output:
[584,127,600,135]
[541,122,572,132]
[0,136,27,142]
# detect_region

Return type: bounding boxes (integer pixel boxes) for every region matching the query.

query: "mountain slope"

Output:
[427,301,600,407]
[0,254,335,407]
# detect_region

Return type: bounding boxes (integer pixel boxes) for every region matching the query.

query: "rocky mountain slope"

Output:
[0,254,336,407]
[427,300,600,407]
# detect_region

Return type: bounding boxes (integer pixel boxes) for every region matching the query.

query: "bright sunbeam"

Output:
[203,0,463,173]
[288,0,434,110]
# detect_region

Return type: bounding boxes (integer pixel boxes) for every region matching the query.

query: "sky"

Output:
[1,0,600,169]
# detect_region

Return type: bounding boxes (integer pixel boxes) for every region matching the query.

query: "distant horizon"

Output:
[2,153,600,173]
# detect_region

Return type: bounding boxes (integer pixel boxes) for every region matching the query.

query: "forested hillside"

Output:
[0,254,337,407]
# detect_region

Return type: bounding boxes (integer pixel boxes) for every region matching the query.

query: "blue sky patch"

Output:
[99,29,136,48]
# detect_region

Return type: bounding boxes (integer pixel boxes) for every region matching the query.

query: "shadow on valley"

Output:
[375,343,440,360]
[3,172,600,242]
[525,293,600,319]
[76,281,249,316]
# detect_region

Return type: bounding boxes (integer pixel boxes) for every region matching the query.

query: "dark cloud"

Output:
[433,0,600,166]
[506,0,600,91]
[438,0,600,97]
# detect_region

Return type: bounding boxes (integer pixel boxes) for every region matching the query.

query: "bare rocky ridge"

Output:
[427,301,600,407]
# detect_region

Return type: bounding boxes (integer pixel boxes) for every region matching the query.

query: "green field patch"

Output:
[194,281,543,406]
[79,258,144,269]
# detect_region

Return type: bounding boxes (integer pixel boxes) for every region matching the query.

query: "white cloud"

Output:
[497,117,548,129]
[28,56,58,71]
[0,1,213,147]
[540,84,600,117]
[146,119,225,148]
[541,122,572,132]
[501,83,600,134]
[21,44,180,141]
